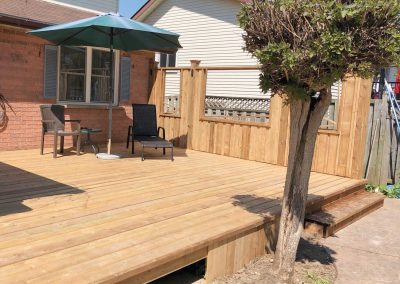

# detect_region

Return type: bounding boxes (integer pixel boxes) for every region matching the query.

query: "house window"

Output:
[91,49,114,103]
[159,52,176,67]
[59,47,86,102]
[58,46,119,104]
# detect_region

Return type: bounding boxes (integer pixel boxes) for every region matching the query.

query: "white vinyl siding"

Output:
[206,70,266,99]
[163,70,181,113]
[142,0,339,100]
[144,0,256,67]
[53,0,118,12]
[165,71,180,98]
[143,0,266,99]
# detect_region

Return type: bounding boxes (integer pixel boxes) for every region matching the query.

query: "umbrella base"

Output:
[96,153,121,160]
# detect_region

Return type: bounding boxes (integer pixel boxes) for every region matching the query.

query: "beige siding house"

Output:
[134,0,340,127]
[139,0,254,67]
[134,0,264,99]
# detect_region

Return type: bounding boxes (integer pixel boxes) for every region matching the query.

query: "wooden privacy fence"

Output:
[364,96,400,185]
[148,61,372,179]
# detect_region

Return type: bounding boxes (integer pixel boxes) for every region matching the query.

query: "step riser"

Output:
[305,197,384,238]
[325,198,384,237]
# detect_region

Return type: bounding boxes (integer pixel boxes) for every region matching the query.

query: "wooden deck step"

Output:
[306,180,368,214]
[0,145,369,283]
[305,191,385,238]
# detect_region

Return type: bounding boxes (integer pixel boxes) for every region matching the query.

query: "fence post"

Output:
[268,94,289,165]
[366,93,390,184]
[148,62,161,106]
[187,60,201,150]
[148,59,158,100]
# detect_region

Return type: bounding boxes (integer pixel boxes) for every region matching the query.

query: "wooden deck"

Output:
[0,144,366,283]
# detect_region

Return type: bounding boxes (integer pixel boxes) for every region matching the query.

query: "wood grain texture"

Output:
[150,67,372,179]
[0,144,365,283]
[305,191,385,238]
[364,98,400,184]
[205,226,266,283]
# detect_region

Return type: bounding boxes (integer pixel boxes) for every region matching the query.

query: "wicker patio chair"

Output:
[40,105,81,158]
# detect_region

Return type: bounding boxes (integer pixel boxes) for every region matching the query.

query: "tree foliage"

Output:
[238,2,400,282]
[238,0,400,100]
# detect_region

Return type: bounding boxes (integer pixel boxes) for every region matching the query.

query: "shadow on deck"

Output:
[0,162,84,216]
[0,145,363,283]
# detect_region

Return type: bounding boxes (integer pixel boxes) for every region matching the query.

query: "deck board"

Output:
[0,144,364,283]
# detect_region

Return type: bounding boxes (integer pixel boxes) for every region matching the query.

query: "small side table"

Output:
[80,128,101,154]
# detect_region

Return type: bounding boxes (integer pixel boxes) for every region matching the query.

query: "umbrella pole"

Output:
[107,28,114,155]
[107,105,112,154]
[97,28,119,160]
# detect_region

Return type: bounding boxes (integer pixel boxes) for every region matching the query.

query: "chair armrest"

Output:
[65,120,81,131]
[158,127,166,140]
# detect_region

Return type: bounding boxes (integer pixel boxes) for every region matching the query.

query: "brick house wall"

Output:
[0,24,155,151]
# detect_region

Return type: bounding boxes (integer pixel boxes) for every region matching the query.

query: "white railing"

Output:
[164,95,180,114]
[204,95,270,123]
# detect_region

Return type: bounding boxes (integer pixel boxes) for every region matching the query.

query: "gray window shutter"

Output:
[43,45,58,99]
[120,57,131,102]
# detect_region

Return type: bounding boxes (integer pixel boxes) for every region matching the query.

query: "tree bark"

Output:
[273,89,332,283]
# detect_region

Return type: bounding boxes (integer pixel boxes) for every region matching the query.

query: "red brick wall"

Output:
[0,24,155,151]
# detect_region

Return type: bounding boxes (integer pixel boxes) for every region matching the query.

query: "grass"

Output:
[305,271,330,284]
[365,184,400,199]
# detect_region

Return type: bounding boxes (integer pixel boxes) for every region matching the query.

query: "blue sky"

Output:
[119,0,148,17]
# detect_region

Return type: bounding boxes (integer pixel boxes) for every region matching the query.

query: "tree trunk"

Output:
[273,89,332,283]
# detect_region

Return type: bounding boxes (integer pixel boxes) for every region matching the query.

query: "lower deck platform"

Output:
[0,144,366,283]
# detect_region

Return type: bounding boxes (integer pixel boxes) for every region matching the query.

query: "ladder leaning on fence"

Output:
[385,80,400,137]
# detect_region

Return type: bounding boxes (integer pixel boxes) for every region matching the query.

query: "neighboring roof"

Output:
[0,0,96,28]
[132,0,159,20]
[133,0,252,20]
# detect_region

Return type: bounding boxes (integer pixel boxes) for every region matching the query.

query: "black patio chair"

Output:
[126,104,173,161]
[40,105,81,158]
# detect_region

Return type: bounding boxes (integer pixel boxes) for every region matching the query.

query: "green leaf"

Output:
[238,0,400,99]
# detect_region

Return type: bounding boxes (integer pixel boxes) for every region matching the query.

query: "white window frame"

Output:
[56,46,120,106]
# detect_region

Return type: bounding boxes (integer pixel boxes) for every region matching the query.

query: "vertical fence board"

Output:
[150,65,371,179]
[349,79,372,178]
[335,78,357,176]
[325,134,339,175]
[364,96,400,185]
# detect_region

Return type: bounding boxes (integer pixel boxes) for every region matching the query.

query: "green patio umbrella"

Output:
[29,13,181,159]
